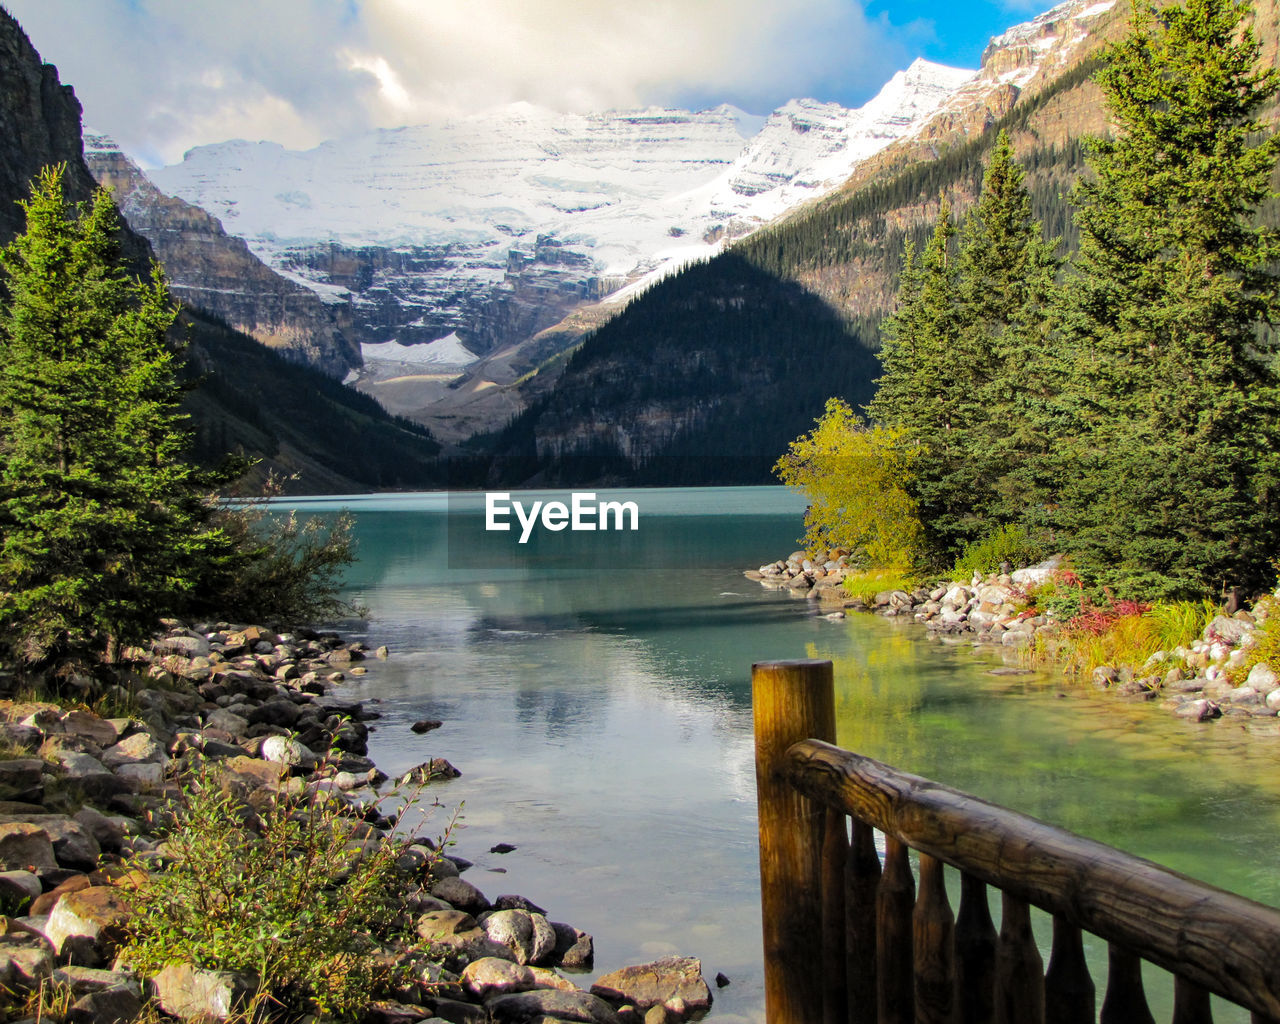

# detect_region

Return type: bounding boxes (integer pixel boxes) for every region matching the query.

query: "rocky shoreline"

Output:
[745,550,1280,729]
[0,622,713,1024]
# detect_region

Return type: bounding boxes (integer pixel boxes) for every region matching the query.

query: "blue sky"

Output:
[3,0,1053,168]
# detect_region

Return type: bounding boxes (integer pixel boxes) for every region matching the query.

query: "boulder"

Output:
[101,733,167,769]
[551,922,595,971]
[591,957,712,1021]
[0,822,56,871]
[45,886,131,965]
[66,983,144,1024]
[0,941,54,988]
[1247,663,1279,692]
[0,759,44,803]
[150,963,257,1021]
[259,735,316,769]
[461,957,578,999]
[0,869,41,910]
[482,908,557,966]
[430,876,490,914]
[59,711,119,748]
[487,988,623,1024]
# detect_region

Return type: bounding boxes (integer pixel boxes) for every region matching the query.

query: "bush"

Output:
[843,569,917,603]
[123,764,442,1020]
[198,478,361,626]
[774,397,924,571]
[949,524,1045,580]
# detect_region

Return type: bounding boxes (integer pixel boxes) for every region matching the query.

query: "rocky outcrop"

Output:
[84,135,359,377]
[0,619,713,1021]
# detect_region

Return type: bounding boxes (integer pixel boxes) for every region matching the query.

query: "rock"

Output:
[101,733,167,769]
[431,876,490,915]
[714,972,730,988]
[551,922,595,971]
[1173,699,1220,723]
[66,983,145,1024]
[494,894,545,914]
[28,817,100,871]
[245,699,301,729]
[150,963,257,1021]
[114,762,164,792]
[154,634,212,659]
[1010,556,1063,588]
[259,735,316,769]
[1267,688,1280,712]
[0,759,44,803]
[53,965,141,997]
[591,957,712,1021]
[30,873,92,915]
[1247,663,1279,691]
[0,942,54,988]
[0,869,41,911]
[59,711,119,748]
[399,759,462,785]
[411,719,444,734]
[0,823,56,871]
[203,708,250,738]
[461,957,578,999]
[1091,666,1120,690]
[416,910,478,941]
[483,909,557,966]
[487,988,623,1024]
[45,886,131,965]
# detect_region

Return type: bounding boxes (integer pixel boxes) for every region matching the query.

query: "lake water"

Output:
[288,487,1280,1022]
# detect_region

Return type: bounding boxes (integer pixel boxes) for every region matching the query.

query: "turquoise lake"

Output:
[286,487,1280,1022]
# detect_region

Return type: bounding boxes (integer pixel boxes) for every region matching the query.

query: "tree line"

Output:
[780,0,1280,601]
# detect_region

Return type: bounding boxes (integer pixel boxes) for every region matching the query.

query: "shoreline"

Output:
[0,622,714,1023]
[745,550,1280,731]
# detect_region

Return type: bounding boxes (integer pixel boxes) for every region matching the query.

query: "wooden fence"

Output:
[752,658,1280,1024]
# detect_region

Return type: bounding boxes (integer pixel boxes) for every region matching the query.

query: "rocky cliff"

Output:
[83,135,359,377]
[0,6,440,491]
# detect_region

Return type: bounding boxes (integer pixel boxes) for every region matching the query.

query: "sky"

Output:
[4,0,1049,169]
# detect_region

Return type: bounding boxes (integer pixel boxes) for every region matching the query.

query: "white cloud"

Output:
[5,0,919,167]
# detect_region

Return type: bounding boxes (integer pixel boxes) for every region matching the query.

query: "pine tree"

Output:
[955,131,1063,531]
[1057,0,1280,599]
[0,165,228,665]
[867,206,977,563]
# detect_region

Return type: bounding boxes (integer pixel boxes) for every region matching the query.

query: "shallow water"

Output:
[290,487,1280,1021]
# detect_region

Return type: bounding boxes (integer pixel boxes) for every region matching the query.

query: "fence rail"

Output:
[751,658,1280,1024]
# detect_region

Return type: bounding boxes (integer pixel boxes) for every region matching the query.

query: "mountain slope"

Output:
[84,133,359,377]
[474,0,1137,478]
[0,5,441,494]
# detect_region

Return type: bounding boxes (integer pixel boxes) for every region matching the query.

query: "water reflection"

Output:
[305,490,1280,1023]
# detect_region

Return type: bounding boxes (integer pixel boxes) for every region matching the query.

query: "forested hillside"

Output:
[484,0,1280,483]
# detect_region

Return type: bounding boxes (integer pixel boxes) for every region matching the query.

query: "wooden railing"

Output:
[752,659,1280,1024]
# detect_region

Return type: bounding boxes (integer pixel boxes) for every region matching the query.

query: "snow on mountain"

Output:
[361,333,477,369]
[147,63,973,364]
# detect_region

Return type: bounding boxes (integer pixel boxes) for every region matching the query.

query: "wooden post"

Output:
[913,853,957,1024]
[823,808,850,1024]
[1172,976,1213,1024]
[1099,945,1155,1024]
[754,659,836,1024]
[994,893,1044,1024]
[956,872,997,1024]
[847,819,881,1023]
[1045,917,1095,1024]
[878,835,916,1024]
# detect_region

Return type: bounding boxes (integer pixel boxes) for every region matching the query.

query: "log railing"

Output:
[752,659,1280,1024]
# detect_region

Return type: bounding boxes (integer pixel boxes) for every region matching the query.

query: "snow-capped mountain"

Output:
[146,59,974,370]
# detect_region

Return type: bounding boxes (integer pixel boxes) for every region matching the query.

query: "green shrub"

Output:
[843,569,917,603]
[950,524,1045,580]
[123,765,441,1020]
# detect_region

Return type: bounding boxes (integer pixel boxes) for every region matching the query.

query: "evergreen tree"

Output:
[0,165,228,665]
[866,206,978,563]
[1058,0,1280,599]
[955,131,1063,531]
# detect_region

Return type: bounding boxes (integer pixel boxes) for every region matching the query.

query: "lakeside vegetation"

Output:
[779,0,1280,612]
[0,165,354,680]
